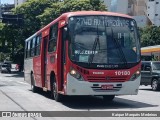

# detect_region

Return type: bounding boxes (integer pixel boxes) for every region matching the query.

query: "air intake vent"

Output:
[87,76,127,82]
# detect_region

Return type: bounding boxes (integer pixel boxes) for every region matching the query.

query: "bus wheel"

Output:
[103,95,115,102]
[52,80,62,102]
[152,79,160,91]
[31,73,38,93]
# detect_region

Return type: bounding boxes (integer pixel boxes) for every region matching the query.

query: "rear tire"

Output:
[31,73,38,93]
[51,75,62,102]
[152,79,160,91]
[103,95,115,102]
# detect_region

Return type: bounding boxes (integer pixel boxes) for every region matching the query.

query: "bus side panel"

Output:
[24,58,33,84]
[33,56,42,87]
[46,52,57,91]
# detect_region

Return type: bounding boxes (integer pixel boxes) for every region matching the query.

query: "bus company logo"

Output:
[93,72,104,75]
[2,112,11,117]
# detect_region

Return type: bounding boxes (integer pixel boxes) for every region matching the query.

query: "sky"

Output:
[1,0,14,4]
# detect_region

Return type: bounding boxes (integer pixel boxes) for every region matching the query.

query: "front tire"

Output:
[103,95,115,102]
[51,76,62,102]
[152,79,160,91]
[31,73,38,93]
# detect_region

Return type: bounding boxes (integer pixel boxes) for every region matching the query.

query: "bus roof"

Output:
[25,11,132,42]
[59,11,132,18]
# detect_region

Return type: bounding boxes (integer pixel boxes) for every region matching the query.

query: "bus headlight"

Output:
[70,67,82,80]
[130,70,140,81]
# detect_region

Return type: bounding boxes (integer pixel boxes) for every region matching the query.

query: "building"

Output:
[102,0,129,14]
[103,0,147,15]
[102,0,153,27]
[141,45,160,61]
[133,15,150,27]
[102,0,112,11]
[14,0,26,7]
[132,0,147,16]
[1,4,15,14]
[147,0,160,26]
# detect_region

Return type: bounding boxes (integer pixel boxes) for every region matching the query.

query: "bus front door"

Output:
[42,36,48,91]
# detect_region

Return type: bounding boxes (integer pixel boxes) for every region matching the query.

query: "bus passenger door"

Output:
[61,27,68,93]
[42,36,48,91]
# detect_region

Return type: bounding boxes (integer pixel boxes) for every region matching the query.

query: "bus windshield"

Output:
[68,16,140,69]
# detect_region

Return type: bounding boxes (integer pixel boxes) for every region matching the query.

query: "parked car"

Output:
[3,61,12,68]
[0,63,11,73]
[141,61,160,91]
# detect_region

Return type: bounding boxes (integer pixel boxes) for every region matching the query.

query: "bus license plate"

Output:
[101,85,113,90]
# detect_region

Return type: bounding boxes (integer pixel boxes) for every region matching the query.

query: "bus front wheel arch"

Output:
[31,72,38,93]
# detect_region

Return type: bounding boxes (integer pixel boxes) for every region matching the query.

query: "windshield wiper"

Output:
[110,28,128,66]
[88,22,101,64]
[88,35,100,64]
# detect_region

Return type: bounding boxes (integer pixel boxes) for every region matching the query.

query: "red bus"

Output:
[24,11,141,102]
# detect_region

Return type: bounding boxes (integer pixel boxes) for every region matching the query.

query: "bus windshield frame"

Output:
[67,15,141,69]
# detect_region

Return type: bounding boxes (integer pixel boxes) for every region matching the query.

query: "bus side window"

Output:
[30,39,33,57]
[48,23,58,52]
[25,42,28,58]
[35,34,42,56]
[27,40,31,58]
[31,38,36,57]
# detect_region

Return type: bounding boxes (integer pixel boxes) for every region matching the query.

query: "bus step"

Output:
[43,87,48,92]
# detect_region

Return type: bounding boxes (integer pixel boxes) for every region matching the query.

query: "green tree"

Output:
[38,0,107,26]
[140,26,160,47]
[1,0,107,61]
[14,0,53,38]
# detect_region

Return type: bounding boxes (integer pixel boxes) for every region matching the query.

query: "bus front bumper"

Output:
[65,74,141,96]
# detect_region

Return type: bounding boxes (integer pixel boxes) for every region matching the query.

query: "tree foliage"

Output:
[0,0,107,61]
[38,0,107,26]
[14,0,53,38]
[140,26,160,47]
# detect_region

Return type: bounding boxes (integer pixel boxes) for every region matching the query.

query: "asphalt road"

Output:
[0,69,160,120]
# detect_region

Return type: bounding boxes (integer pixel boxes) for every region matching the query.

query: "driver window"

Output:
[48,23,58,52]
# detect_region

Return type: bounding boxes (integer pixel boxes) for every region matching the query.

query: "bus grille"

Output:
[86,76,127,82]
